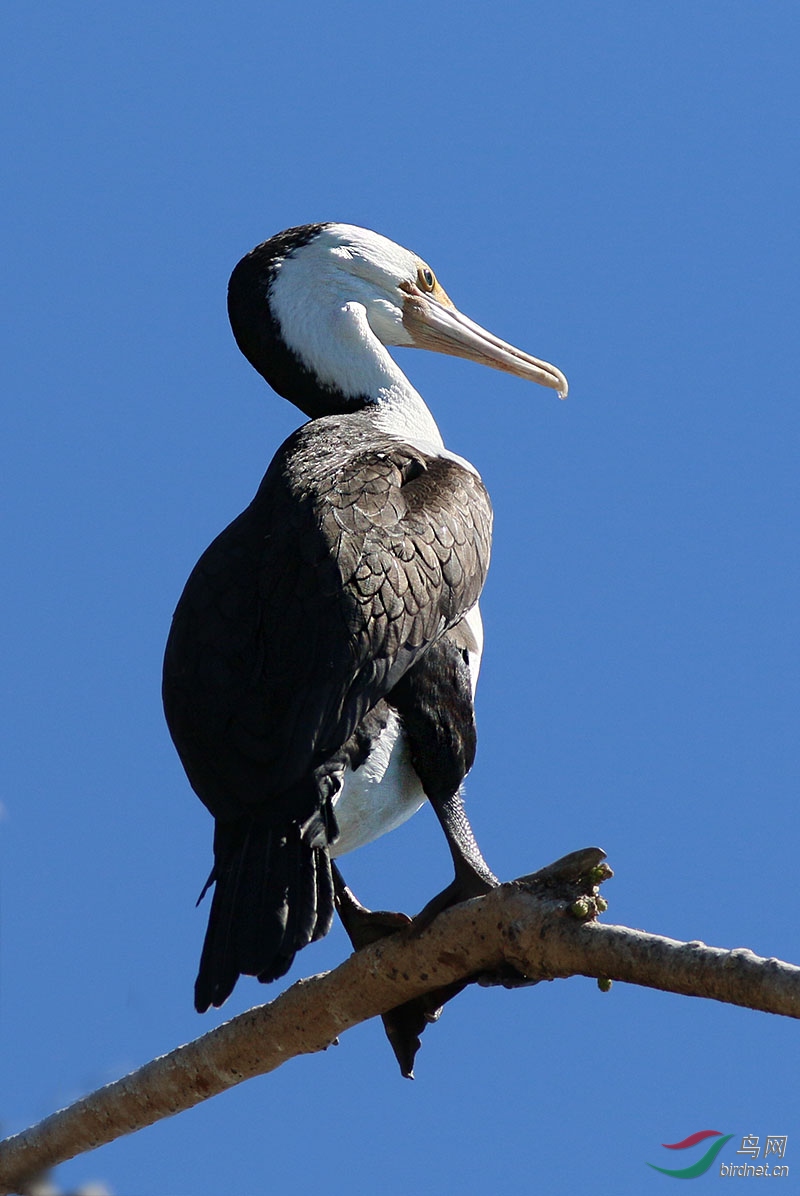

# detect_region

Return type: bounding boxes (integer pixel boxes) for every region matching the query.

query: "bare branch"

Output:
[1,859,798,1195]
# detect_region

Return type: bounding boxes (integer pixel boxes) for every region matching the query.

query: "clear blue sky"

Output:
[2,3,798,1193]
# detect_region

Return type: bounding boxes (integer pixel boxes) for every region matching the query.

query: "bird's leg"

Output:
[413,787,498,929]
[413,790,543,993]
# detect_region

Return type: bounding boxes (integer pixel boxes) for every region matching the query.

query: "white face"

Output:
[271,223,422,354]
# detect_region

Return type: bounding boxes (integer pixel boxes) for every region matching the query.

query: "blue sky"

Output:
[2,3,798,1193]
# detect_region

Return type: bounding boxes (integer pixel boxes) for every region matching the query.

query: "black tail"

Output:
[194,816,335,1013]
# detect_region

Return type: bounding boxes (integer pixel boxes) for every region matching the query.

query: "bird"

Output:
[162,223,567,1060]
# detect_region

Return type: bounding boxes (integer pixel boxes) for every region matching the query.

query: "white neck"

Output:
[274,283,445,448]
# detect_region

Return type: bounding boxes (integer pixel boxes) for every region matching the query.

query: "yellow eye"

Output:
[417,264,436,292]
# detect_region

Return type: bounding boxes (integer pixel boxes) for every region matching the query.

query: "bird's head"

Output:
[227,222,567,422]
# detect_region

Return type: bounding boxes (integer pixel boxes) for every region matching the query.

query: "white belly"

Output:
[330,708,426,857]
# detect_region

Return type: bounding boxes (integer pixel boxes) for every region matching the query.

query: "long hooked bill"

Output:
[401,290,568,399]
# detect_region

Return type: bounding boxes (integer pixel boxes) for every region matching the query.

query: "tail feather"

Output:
[194,817,334,1012]
[311,849,335,943]
[274,834,318,972]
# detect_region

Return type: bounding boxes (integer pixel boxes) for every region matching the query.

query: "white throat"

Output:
[273,292,445,446]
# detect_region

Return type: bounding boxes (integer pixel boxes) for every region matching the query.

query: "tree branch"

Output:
[1,851,798,1195]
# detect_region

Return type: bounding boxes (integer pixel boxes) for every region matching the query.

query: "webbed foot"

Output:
[333,864,451,1078]
[411,867,497,933]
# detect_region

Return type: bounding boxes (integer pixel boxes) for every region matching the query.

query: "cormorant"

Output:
[162,223,566,1068]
